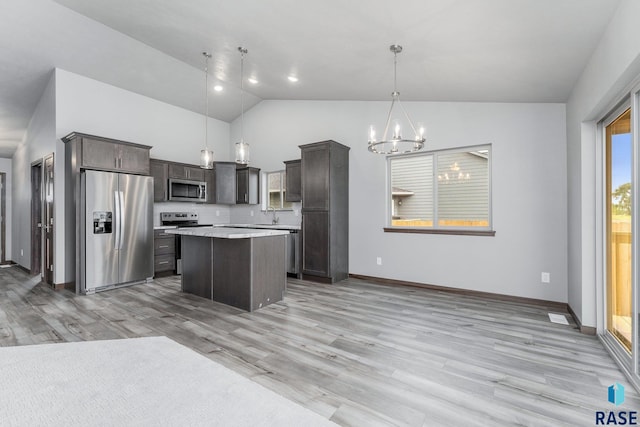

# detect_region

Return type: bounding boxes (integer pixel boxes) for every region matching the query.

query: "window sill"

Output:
[383,227,496,237]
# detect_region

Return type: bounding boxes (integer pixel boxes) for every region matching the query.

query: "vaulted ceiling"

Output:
[0,0,621,157]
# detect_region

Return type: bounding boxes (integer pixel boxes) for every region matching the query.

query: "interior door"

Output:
[30,163,42,275]
[118,173,153,284]
[84,170,118,291]
[43,154,54,285]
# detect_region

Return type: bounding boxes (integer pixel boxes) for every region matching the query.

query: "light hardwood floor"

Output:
[1,266,638,426]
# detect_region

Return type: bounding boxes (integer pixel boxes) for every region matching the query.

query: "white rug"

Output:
[0,336,338,427]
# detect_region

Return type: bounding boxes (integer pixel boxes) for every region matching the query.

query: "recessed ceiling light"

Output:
[213,85,223,92]
[287,75,298,83]
[248,77,258,84]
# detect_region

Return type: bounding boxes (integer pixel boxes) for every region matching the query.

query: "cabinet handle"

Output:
[159,245,169,248]
[158,261,169,265]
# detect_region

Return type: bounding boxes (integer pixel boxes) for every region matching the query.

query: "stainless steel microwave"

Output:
[168,179,207,202]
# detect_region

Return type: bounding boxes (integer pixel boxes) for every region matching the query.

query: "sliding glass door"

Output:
[601,83,640,388]
[605,107,632,353]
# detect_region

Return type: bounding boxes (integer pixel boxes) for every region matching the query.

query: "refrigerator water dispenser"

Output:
[93,211,112,234]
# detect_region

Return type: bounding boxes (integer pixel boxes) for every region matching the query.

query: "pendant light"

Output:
[368,45,425,155]
[235,47,250,164]
[200,51,214,169]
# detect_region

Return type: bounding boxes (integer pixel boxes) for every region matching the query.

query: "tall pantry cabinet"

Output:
[300,140,350,283]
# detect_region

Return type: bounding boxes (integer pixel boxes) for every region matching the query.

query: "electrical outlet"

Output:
[216,210,220,217]
[250,210,254,217]
[541,272,550,283]
[376,257,382,266]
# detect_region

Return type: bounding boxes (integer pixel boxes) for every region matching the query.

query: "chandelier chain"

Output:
[393,49,398,95]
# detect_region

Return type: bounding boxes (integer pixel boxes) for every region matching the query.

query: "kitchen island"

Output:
[165,227,289,311]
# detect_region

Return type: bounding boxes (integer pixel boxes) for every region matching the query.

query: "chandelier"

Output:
[368,45,425,155]
[438,162,471,183]
[200,52,214,169]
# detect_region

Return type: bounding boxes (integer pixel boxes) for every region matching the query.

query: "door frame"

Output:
[31,159,43,276]
[600,101,633,360]
[596,82,640,391]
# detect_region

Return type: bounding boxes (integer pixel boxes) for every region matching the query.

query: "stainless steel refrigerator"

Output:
[81,170,153,293]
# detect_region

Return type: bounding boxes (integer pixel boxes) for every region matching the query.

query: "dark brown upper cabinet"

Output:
[150,159,169,202]
[64,133,151,175]
[284,159,301,202]
[236,167,261,205]
[212,162,237,205]
[168,163,205,181]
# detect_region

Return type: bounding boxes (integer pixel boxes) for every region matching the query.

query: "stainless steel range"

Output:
[160,212,212,274]
[161,212,201,227]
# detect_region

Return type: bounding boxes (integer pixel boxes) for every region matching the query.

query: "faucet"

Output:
[268,206,279,225]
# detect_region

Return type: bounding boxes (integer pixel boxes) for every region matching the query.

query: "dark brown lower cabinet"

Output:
[154,229,176,275]
[180,234,286,311]
[301,211,329,277]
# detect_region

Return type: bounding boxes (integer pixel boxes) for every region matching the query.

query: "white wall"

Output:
[55,69,230,163]
[0,158,12,261]
[566,0,640,327]
[11,71,57,273]
[231,100,568,302]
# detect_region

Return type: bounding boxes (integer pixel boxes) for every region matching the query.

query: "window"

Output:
[264,170,293,210]
[387,145,492,234]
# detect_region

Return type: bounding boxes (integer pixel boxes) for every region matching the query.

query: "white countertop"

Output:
[165,226,290,239]
[223,223,301,231]
[154,225,178,230]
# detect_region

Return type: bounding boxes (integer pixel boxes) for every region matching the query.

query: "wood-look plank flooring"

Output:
[1,266,638,426]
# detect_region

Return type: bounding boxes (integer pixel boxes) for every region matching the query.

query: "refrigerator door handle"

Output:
[118,191,125,250]
[114,190,121,250]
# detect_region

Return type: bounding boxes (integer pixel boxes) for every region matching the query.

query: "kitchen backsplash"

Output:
[231,203,302,226]
[153,202,232,226]
[153,202,302,227]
